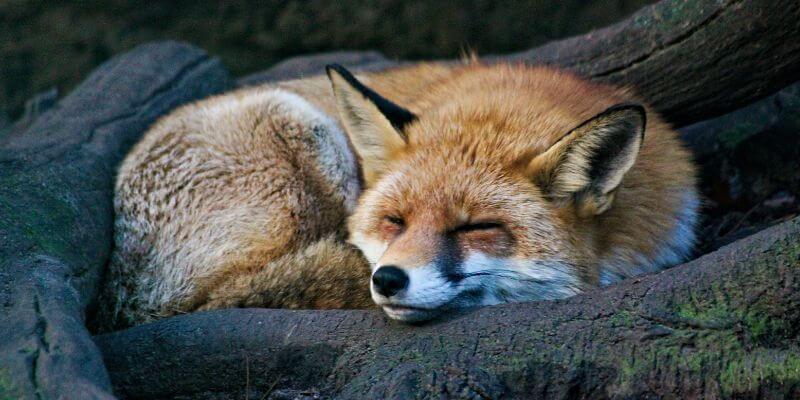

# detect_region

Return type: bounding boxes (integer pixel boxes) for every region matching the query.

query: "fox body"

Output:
[96,87,372,330]
[98,61,697,329]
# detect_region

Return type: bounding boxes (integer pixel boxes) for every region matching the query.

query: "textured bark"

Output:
[237,50,397,87]
[240,0,800,129]
[503,0,800,128]
[96,216,800,399]
[0,42,232,399]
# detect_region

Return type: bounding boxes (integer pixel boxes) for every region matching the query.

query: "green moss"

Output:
[673,296,793,345]
[662,1,690,21]
[674,302,732,325]
[0,368,19,400]
[612,323,800,396]
[500,227,800,396]
[672,228,800,336]
[615,329,704,389]
[720,351,800,396]
[0,165,95,267]
[617,358,637,385]
[779,233,800,260]
[608,310,636,328]
[684,352,705,374]
[743,311,793,344]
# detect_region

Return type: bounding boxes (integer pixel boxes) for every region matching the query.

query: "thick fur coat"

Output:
[97,62,697,329]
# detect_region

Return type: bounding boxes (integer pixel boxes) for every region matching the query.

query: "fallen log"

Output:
[243,0,800,129]
[505,0,800,127]
[0,42,232,399]
[237,50,396,86]
[96,216,800,399]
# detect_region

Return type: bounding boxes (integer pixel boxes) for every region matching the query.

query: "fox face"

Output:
[326,64,691,322]
[349,154,586,322]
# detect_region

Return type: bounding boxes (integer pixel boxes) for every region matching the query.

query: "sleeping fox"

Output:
[96,60,698,329]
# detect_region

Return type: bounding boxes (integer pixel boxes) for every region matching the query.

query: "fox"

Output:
[95,60,698,330]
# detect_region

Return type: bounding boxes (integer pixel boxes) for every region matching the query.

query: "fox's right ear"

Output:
[528,104,646,217]
[326,64,416,186]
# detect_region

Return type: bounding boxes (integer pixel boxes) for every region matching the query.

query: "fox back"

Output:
[96,87,373,330]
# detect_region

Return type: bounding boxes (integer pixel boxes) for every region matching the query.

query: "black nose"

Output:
[372,266,409,297]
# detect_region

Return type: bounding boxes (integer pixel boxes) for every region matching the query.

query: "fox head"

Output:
[326,64,648,322]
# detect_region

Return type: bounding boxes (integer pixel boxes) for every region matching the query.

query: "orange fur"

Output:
[340,62,698,320]
[99,61,698,328]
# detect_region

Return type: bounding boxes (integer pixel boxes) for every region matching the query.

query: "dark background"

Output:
[1,0,653,122]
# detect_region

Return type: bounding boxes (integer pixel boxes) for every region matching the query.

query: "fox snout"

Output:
[371,265,409,297]
[370,262,460,323]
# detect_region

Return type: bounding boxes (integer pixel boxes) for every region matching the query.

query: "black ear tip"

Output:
[324,64,337,78]
[325,63,350,79]
[605,103,646,136]
[605,103,646,118]
[628,104,646,122]
[622,103,646,123]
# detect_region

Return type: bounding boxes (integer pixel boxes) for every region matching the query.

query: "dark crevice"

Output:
[30,348,43,400]
[16,55,215,169]
[32,294,50,352]
[30,293,49,400]
[137,54,212,104]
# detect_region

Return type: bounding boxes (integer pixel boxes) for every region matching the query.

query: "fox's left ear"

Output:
[529,104,646,217]
[326,64,417,186]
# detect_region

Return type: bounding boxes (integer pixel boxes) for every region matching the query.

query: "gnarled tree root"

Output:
[96,217,800,399]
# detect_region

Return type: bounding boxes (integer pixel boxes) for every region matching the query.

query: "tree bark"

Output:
[96,216,800,399]
[0,42,232,400]
[503,0,800,128]
[241,0,800,129]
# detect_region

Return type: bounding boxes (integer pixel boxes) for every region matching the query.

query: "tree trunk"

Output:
[504,0,800,128]
[96,217,800,399]
[243,0,800,129]
[0,42,232,399]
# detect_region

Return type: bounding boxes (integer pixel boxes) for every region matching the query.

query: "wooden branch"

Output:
[242,0,800,129]
[503,0,800,127]
[237,50,397,86]
[0,42,232,400]
[96,217,800,399]
[681,80,800,254]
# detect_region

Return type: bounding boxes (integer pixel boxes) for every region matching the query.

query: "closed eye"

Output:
[384,216,404,226]
[451,221,504,233]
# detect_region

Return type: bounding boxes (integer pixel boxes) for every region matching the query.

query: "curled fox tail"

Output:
[197,235,373,311]
[95,87,370,331]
